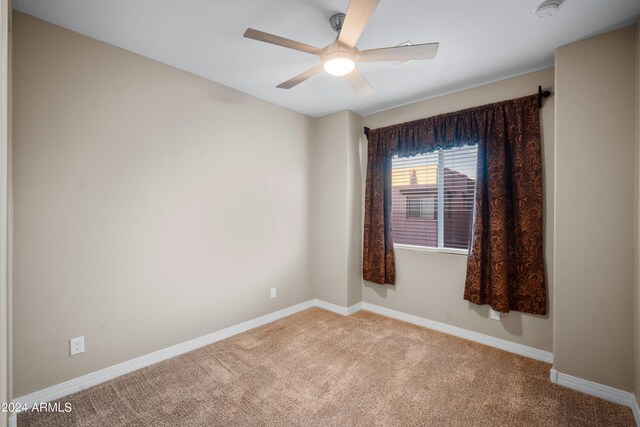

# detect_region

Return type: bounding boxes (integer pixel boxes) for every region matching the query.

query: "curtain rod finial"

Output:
[538,85,551,109]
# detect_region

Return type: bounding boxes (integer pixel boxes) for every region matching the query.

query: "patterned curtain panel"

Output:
[363,94,546,315]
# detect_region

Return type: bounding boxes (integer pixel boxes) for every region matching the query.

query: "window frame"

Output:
[391,145,476,256]
[393,243,469,256]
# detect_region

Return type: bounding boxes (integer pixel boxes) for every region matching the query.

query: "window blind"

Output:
[391,144,477,250]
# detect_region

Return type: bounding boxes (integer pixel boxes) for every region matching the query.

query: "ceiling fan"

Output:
[243,0,439,95]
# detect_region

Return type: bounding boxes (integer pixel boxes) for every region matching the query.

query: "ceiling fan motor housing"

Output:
[320,42,358,59]
[330,13,346,33]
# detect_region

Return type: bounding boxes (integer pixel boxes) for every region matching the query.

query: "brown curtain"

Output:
[363,94,546,315]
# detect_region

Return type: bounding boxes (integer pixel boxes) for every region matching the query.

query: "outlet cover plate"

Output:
[490,309,501,320]
[270,288,276,299]
[70,336,85,356]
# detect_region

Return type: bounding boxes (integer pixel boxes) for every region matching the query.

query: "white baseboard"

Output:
[550,369,639,422]
[12,298,555,413]
[312,299,361,316]
[312,299,350,315]
[14,297,639,425]
[347,302,362,315]
[14,300,315,406]
[632,396,640,427]
[360,302,553,363]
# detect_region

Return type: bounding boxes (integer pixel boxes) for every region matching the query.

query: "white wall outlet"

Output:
[270,288,277,299]
[70,336,85,356]
[490,309,501,320]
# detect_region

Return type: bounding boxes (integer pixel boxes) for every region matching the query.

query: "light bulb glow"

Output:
[324,57,355,76]
[322,50,356,76]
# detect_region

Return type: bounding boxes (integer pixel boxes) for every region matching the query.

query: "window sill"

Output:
[393,244,469,256]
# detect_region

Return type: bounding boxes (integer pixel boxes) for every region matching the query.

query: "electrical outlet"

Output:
[490,309,501,320]
[70,336,85,356]
[270,288,277,299]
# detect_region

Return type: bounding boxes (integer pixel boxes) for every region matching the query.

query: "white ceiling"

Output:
[13,0,640,118]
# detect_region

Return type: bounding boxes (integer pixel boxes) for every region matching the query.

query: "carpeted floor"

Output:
[19,308,635,426]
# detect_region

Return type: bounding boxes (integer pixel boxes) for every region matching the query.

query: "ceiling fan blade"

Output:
[277,64,324,89]
[345,69,374,96]
[338,0,380,48]
[359,42,439,62]
[244,28,322,55]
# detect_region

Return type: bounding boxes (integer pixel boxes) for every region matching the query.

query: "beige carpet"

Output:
[19,308,634,426]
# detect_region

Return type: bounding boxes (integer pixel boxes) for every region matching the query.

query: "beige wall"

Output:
[634,19,640,405]
[311,110,363,308]
[362,68,555,352]
[1,1,9,426]
[11,12,314,396]
[346,111,363,307]
[311,112,349,307]
[555,26,635,391]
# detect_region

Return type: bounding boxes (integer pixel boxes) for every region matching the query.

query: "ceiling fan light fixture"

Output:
[244,0,439,94]
[322,51,356,76]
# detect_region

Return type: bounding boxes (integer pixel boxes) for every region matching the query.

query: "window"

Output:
[406,195,435,220]
[391,144,477,251]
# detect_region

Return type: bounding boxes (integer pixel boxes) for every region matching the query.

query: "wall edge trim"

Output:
[14,299,559,412]
[360,302,554,363]
[312,299,361,316]
[13,300,316,406]
[632,396,640,427]
[550,368,638,420]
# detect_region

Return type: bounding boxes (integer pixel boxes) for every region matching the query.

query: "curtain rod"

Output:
[363,86,551,137]
[538,85,551,108]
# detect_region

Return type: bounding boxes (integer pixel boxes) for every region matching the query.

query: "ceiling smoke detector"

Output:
[533,0,562,18]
